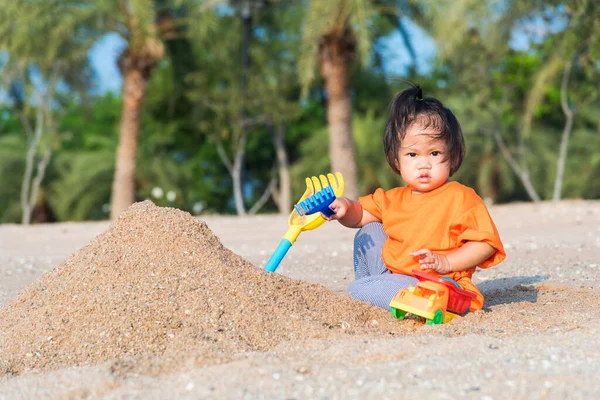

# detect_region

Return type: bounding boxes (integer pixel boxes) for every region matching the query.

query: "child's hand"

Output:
[326,198,350,220]
[410,248,453,274]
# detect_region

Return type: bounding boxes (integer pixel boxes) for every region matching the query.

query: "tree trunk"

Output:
[20,109,41,225]
[13,77,54,225]
[273,122,291,214]
[492,129,541,202]
[231,2,253,216]
[493,89,541,202]
[320,42,359,200]
[110,68,146,219]
[232,129,248,215]
[553,59,575,201]
[20,103,52,225]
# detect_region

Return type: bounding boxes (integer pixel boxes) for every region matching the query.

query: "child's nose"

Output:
[418,157,431,168]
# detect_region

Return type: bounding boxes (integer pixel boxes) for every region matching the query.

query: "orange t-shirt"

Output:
[358,181,505,311]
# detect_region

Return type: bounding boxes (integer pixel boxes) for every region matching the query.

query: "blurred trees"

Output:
[187,0,302,215]
[47,95,120,221]
[0,0,599,223]
[0,0,97,223]
[428,0,600,202]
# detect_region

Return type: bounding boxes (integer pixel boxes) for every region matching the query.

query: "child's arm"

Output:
[328,197,380,228]
[410,241,496,274]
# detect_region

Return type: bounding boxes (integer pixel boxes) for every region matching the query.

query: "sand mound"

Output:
[0,202,417,376]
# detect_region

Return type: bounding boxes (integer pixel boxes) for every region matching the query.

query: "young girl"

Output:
[329,84,505,312]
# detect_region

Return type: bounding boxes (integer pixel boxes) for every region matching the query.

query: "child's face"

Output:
[398,123,450,194]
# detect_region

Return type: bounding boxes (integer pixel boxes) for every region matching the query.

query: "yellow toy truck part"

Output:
[389,269,476,325]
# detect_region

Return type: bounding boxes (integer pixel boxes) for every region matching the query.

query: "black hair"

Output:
[383,84,465,176]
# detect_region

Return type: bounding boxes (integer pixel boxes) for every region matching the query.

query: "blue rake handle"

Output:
[264,239,292,272]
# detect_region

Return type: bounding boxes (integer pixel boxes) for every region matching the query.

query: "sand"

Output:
[0,199,599,399]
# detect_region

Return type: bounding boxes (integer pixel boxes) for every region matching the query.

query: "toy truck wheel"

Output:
[426,309,444,325]
[390,307,407,320]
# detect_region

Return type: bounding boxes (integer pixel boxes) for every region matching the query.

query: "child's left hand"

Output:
[410,248,453,274]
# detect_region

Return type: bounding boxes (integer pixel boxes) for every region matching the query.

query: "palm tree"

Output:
[299,0,419,199]
[101,1,165,218]
[96,0,221,218]
[108,0,233,217]
[299,0,362,199]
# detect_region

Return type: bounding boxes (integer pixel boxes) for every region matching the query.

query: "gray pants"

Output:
[349,222,417,309]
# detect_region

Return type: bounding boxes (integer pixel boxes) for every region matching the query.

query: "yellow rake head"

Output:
[286,172,344,240]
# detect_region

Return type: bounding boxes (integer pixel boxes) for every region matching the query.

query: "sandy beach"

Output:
[1,200,599,399]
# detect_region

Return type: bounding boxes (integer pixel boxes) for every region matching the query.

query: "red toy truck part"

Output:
[413,270,476,314]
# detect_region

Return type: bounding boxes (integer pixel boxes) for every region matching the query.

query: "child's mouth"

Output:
[418,175,431,182]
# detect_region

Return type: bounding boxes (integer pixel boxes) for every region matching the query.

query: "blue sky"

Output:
[88,18,437,95]
[89,33,127,94]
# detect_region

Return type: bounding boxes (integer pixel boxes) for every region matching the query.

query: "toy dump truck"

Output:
[389,269,477,325]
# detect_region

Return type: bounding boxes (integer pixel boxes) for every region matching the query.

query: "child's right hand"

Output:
[326,197,351,221]
[327,197,377,228]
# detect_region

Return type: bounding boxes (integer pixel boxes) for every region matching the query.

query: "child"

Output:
[329,84,505,312]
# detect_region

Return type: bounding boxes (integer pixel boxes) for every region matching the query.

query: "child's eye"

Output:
[431,151,441,156]
[407,152,417,157]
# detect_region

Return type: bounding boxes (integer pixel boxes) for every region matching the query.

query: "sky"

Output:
[88,33,127,94]
[88,18,438,95]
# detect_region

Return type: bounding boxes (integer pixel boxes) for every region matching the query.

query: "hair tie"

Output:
[415,85,423,101]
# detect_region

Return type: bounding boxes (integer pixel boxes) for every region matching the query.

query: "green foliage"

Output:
[138,61,233,213]
[184,1,307,213]
[562,127,600,199]
[45,95,120,221]
[352,109,403,193]
[48,150,115,221]
[0,130,26,223]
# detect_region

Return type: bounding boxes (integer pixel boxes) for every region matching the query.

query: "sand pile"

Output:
[0,201,417,376]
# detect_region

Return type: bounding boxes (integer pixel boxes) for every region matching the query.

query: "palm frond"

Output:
[48,151,115,221]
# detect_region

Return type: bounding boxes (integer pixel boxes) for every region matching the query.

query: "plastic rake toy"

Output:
[294,185,337,218]
[264,172,344,273]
